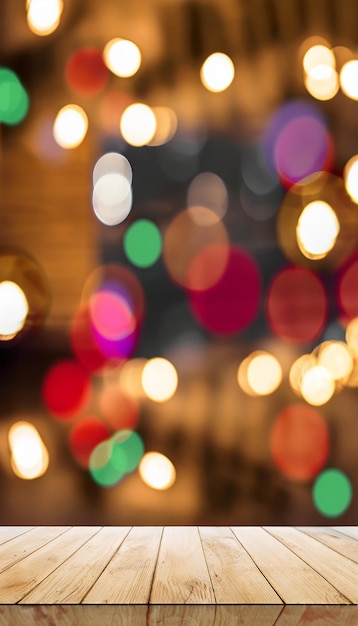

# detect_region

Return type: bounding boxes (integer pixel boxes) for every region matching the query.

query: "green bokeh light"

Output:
[124,219,162,268]
[313,468,352,517]
[89,430,144,487]
[0,68,29,125]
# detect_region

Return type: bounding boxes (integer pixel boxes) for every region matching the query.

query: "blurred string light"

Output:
[103,38,141,77]
[42,359,92,420]
[141,358,178,402]
[313,468,352,517]
[120,103,157,146]
[149,106,178,146]
[89,429,144,487]
[26,0,63,36]
[299,364,335,406]
[8,422,49,480]
[187,172,228,223]
[289,353,317,395]
[302,42,338,101]
[69,417,110,468]
[340,60,358,100]
[316,341,353,382]
[336,253,358,321]
[296,200,340,260]
[53,104,88,149]
[237,351,282,396]
[200,52,235,92]
[0,68,29,125]
[269,404,329,481]
[92,152,133,226]
[346,316,358,355]
[65,48,108,97]
[139,452,176,490]
[343,155,358,203]
[124,219,162,268]
[118,358,148,398]
[0,281,29,340]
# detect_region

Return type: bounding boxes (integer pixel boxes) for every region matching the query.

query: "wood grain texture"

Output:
[275,605,358,626]
[199,526,281,604]
[83,526,162,604]
[298,526,358,563]
[150,526,215,604]
[265,526,358,603]
[333,527,358,541]
[0,528,34,546]
[231,526,347,604]
[0,527,70,575]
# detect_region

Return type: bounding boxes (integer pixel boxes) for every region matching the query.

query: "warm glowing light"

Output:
[317,341,353,381]
[300,365,335,406]
[92,172,132,226]
[103,38,141,77]
[149,107,178,146]
[238,351,282,396]
[120,103,156,146]
[53,104,88,149]
[0,281,29,339]
[119,358,147,398]
[8,421,49,479]
[296,200,340,259]
[200,52,235,92]
[304,65,339,101]
[340,60,358,100]
[139,452,176,490]
[344,155,358,203]
[289,354,316,395]
[141,357,178,402]
[303,45,335,74]
[187,172,228,222]
[93,152,132,186]
[346,317,358,356]
[27,0,63,36]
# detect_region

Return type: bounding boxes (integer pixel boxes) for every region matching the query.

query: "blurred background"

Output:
[1,0,358,525]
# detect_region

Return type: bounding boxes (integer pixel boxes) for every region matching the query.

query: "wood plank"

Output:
[265,527,358,603]
[0,605,148,626]
[333,527,358,541]
[0,527,70,574]
[19,526,131,604]
[150,526,215,604]
[83,526,162,604]
[214,605,284,626]
[231,527,347,604]
[275,605,358,626]
[199,526,282,604]
[298,527,358,564]
[0,526,100,603]
[0,527,34,546]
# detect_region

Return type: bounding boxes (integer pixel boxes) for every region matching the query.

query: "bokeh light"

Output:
[316,341,353,382]
[200,52,235,92]
[346,316,358,356]
[0,68,29,126]
[120,103,156,146]
[141,358,178,402]
[336,253,358,321]
[313,468,352,517]
[266,266,328,344]
[92,172,132,226]
[27,0,63,36]
[103,38,141,77]
[270,405,329,481]
[139,452,176,490]
[8,421,49,480]
[0,281,29,340]
[89,429,144,487]
[289,353,317,395]
[304,65,339,101]
[303,44,336,74]
[187,172,228,222]
[124,219,162,268]
[93,152,132,187]
[149,106,178,146]
[188,246,261,335]
[42,359,91,420]
[89,288,135,340]
[340,60,358,100]
[69,418,110,468]
[53,104,88,149]
[296,200,340,259]
[65,48,108,97]
[343,155,358,203]
[99,383,139,431]
[118,358,147,398]
[238,351,282,396]
[300,364,335,406]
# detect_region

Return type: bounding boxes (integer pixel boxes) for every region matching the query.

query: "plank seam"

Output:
[0,527,72,577]
[197,527,218,605]
[147,526,164,605]
[295,528,358,566]
[0,528,35,548]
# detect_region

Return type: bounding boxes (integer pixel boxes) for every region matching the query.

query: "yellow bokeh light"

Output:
[0,280,29,340]
[103,38,141,77]
[139,451,176,490]
[120,103,157,147]
[53,104,88,149]
[296,200,340,259]
[318,341,353,381]
[300,365,335,406]
[346,317,358,356]
[340,60,358,100]
[8,421,49,480]
[289,354,317,395]
[344,155,358,203]
[27,0,63,36]
[141,357,178,402]
[303,45,335,74]
[118,358,147,398]
[238,351,282,396]
[200,52,235,93]
[304,65,339,101]
[149,106,178,146]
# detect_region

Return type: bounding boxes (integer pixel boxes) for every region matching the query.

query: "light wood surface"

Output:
[0,526,356,625]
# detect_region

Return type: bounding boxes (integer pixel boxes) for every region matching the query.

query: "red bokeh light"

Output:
[65,48,108,97]
[336,253,358,323]
[42,359,91,420]
[69,417,110,468]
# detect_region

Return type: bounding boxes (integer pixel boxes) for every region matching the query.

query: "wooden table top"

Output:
[0,526,357,625]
